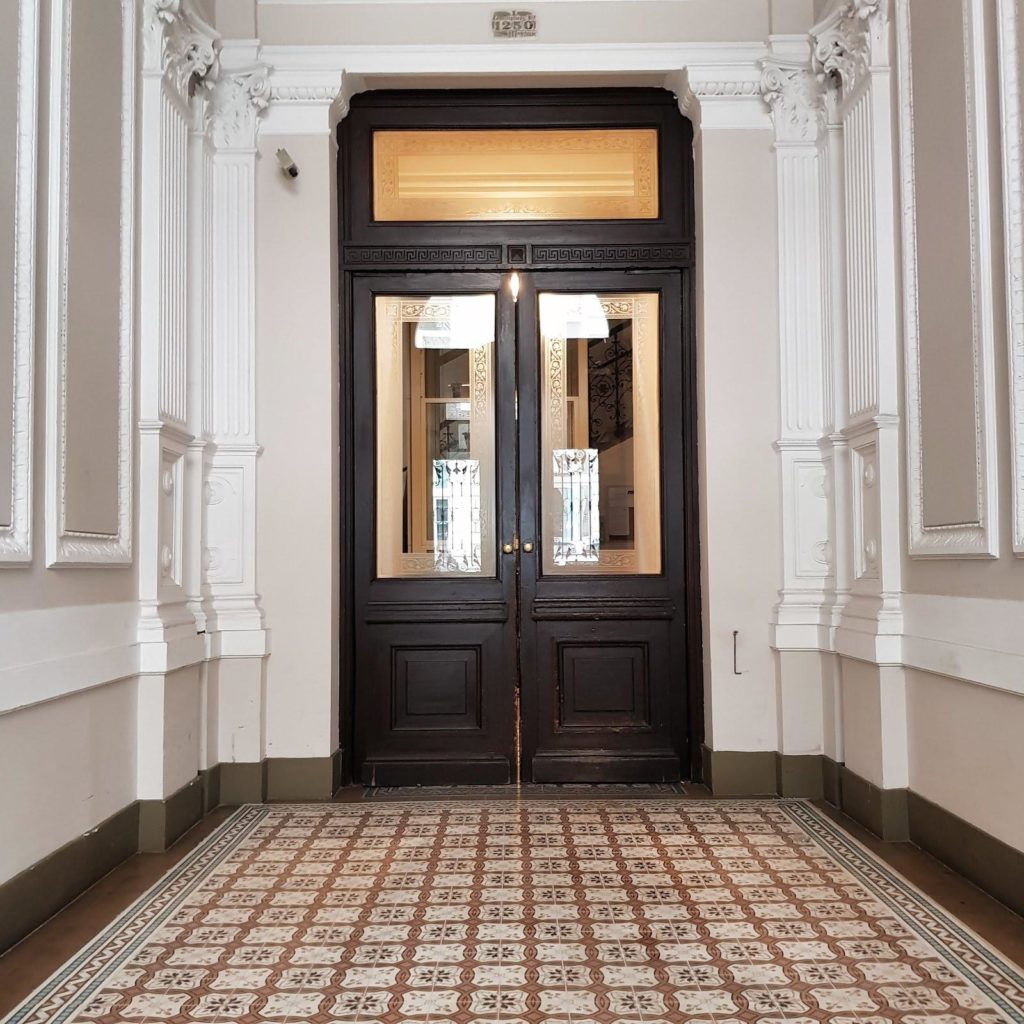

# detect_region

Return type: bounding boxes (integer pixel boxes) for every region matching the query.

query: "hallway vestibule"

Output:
[4,0,1024,990]
[1,796,1023,1024]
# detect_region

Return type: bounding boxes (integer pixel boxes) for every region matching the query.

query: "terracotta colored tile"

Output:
[2,799,1024,1024]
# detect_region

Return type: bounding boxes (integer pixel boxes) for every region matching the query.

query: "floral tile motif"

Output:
[3,799,1024,1024]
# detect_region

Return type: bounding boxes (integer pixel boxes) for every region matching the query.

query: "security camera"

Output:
[276,148,299,179]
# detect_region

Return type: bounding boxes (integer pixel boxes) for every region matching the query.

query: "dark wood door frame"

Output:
[337,88,704,785]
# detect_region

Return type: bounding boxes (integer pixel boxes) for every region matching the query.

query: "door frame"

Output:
[337,87,704,785]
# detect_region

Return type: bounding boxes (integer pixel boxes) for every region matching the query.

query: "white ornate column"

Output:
[760,48,834,777]
[813,0,908,808]
[201,42,270,777]
[136,0,218,824]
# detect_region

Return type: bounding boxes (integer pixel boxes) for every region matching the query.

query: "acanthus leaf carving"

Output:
[811,0,889,98]
[759,59,826,143]
[206,65,270,150]
[143,0,220,99]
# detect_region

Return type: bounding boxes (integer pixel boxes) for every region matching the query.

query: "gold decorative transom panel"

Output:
[372,128,659,222]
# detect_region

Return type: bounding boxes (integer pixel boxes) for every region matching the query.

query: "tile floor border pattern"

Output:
[784,803,1024,1018]
[1,798,1023,1024]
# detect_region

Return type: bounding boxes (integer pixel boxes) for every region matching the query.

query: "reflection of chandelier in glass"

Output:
[415,295,495,349]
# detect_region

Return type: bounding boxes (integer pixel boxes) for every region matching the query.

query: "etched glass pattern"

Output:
[552,448,600,565]
[432,459,482,573]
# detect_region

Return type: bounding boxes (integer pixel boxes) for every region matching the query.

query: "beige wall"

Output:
[692,126,783,751]
[0,678,137,883]
[256,132,340,760]
[907,668,1024,851]
[908,0,978,529]
[62,0,123,537]
[254,0,776,46]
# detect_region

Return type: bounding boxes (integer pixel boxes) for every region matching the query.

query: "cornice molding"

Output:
[143,0,220,98]
[760,58,826,143]
[207,64,270,150]
[811,0,889,97]
[260,45,770,133]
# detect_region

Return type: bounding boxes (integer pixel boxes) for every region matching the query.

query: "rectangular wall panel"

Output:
[0,0,39,562]
[897,0,999,557]
[997,0,1024,554]
[44,0,134,565]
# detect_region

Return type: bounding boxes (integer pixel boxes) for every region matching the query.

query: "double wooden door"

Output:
[352,268,692,785]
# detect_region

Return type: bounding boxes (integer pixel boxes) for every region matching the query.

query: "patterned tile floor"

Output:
[4,799,1024,1024]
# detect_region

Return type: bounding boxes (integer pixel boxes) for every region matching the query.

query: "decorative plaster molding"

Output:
[143,0,219,97]
[44,0,135,567]
[812,0,888,98]
[263,46,770,133]
[896,0,998,558]
[996,0,1024,554]
[207,64,270,150]
[1,0,39,564]
[760,59,826,143]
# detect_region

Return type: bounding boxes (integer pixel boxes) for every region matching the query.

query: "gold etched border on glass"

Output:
[540,292,661,576]
[373,128,659,222]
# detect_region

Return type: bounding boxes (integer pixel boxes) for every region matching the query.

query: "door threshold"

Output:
[361,781,692,800]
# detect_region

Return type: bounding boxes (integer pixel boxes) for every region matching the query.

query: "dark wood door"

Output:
[352,273,519,785]
[516,270,690,782]
[352,268,692,785]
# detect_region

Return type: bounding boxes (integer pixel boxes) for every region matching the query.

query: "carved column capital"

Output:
[143,0,220,97]
[811,0,889,96]
[760,59,827,143]
[206,64,270,151]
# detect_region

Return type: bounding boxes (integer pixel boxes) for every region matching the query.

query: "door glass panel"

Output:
[373,129,659,222]
[375,295,496,577]
[539,292,661,575]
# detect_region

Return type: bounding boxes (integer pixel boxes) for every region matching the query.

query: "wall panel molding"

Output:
[44,0,135,567]
[996,0,1024,555]
[0,0,40,564]
[895,0,999,558]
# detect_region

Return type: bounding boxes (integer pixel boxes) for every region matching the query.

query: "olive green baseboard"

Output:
[0,801,139,956]
[0,750,345,957]
[836,764,909,840]
[139,777,206,853]
[906,791,1024,918]
[701,746,825,798]
[218,750,345,804]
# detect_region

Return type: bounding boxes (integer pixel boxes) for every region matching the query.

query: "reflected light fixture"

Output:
[508,271,521,303]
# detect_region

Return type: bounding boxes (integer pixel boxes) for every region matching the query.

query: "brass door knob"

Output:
[522,541,534,553]
[502,543,514,554]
